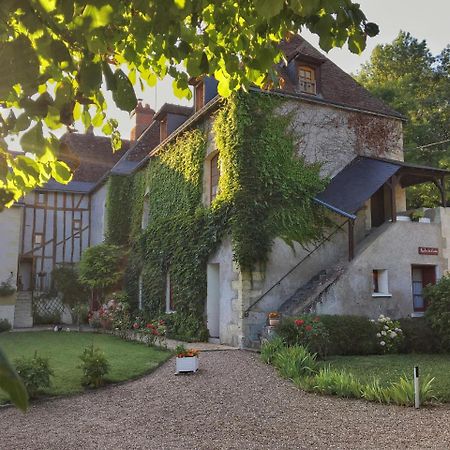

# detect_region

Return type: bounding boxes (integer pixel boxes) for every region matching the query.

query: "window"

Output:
[33,233,43,249]
[142,195,150,229]
[73,219,81,238]
[210,153,220,203]
[372,269,391,297]
[36,192,46,206]
[138,274,143,310]
[298,65,316,95]
[165,272,175,313]
[195,81,205,111]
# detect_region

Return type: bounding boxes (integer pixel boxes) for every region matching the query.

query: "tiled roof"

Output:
[277,35,403,119]
[153,104,193,121]
[59,132,131,183]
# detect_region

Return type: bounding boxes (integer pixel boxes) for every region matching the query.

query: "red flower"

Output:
[305,325,313,332]
[159,320,165,325]
[133,323,139,329]
[295,319,304,327]
[151,329,159,335]
[146,323,155,329]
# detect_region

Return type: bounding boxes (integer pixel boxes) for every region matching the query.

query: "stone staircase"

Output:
[14,291,33,328]
[279,264,346,316]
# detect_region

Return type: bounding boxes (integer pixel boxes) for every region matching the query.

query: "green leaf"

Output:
[20,122,46,156]
[51,160,72,184]
[102,61,116,91]
[365,22,380,38]
[78,58,102,94]
[348,32,366,54]
[253,0,284,18]
[0,347,28,412]
[112,69,137,112]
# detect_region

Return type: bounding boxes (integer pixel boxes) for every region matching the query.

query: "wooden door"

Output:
[412,265,436,312]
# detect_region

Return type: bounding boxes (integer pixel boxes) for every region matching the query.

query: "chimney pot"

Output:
[130,102,155,140]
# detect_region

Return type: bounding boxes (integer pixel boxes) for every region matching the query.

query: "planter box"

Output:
[176,356,199,374]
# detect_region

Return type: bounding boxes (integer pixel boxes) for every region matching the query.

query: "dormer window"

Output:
[298,65,316,95]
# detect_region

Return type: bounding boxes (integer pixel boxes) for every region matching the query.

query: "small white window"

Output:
[138,273,143,310]
[372,269,391,297]
[142,196,150,229]
[165,272,175,313]
[34,233,43,248]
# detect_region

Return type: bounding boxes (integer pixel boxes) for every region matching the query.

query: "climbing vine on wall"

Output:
[106,91,328,340]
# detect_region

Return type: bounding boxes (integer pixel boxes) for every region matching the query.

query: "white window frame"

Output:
[138,273,143,310]
[165,272,175,313]
[372,269,392,297]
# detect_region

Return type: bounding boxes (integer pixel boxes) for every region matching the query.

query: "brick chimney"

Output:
[130,102,155,140]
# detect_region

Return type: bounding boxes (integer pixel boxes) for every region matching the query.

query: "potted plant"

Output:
[410,209,425,222]
[175,344,199,374]
[268,311,281,326]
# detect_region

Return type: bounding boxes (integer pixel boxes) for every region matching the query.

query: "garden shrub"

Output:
[398,318,442,353]
[14,352,54,398]
[273,345,318,379]
[160,312,209,342]
[318,315,379,355]
[373,315,404,353]
[275,315,329,357]
[0,318,11,333]
[425,275,450,349]
[311,367,362,398]
[260,336,285,364]
[79,345,110,388]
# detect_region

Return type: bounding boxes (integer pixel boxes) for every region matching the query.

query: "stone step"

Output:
[14,293,33,328]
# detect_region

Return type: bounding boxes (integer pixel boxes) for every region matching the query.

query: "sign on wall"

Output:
[418,247,439,255]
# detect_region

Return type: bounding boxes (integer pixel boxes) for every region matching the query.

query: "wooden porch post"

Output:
[348,220,355,261]
[440,176,447,207]
[390,176,397,222]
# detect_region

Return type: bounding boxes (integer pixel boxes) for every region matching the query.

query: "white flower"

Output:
[381,331,387,336]
[385,317,391,321]
[376,333,381,338]
[390,332,397,339]
[379,314,385,319]
[384,325,389,330]
[380,341,386,346]
[370,319,375,323]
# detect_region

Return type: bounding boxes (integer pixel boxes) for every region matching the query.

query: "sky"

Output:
[91,0,450,140]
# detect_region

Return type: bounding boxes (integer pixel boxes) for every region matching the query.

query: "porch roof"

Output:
[315,156,450,218]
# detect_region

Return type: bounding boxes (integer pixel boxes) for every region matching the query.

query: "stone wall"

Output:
[277,100,403,177]
[0,205,22,325]
[316,220,446,318]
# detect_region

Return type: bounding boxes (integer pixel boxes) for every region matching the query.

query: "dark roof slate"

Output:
[59,132,131,183]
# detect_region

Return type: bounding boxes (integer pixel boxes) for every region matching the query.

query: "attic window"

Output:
[298,65,316,95]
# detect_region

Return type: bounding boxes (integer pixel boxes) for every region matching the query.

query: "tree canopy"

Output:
[356,31,450,207]
[0,0,378,208]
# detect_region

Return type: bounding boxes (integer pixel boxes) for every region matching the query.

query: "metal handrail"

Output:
[243,219,350,317]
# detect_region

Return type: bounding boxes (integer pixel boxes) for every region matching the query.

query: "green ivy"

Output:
[105,91,328,340]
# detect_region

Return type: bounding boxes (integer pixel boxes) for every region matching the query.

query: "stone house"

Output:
[1,35,448,344]
[99,35,449,347]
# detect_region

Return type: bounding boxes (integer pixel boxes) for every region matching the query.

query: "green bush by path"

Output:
[0,331,170,404]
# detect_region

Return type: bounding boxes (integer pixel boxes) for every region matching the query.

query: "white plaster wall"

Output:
[0,206,22,324]
[90,184,108,245]
[317,221,445,318]
[0,305,15,325]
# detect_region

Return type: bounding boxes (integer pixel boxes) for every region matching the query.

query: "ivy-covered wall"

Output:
[105,91,328,340]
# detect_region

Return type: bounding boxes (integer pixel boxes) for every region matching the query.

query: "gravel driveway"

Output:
[1,350,449,450]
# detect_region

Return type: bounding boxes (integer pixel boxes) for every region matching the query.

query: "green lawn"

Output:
[0,331,171,403]
[324,354,450,402]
